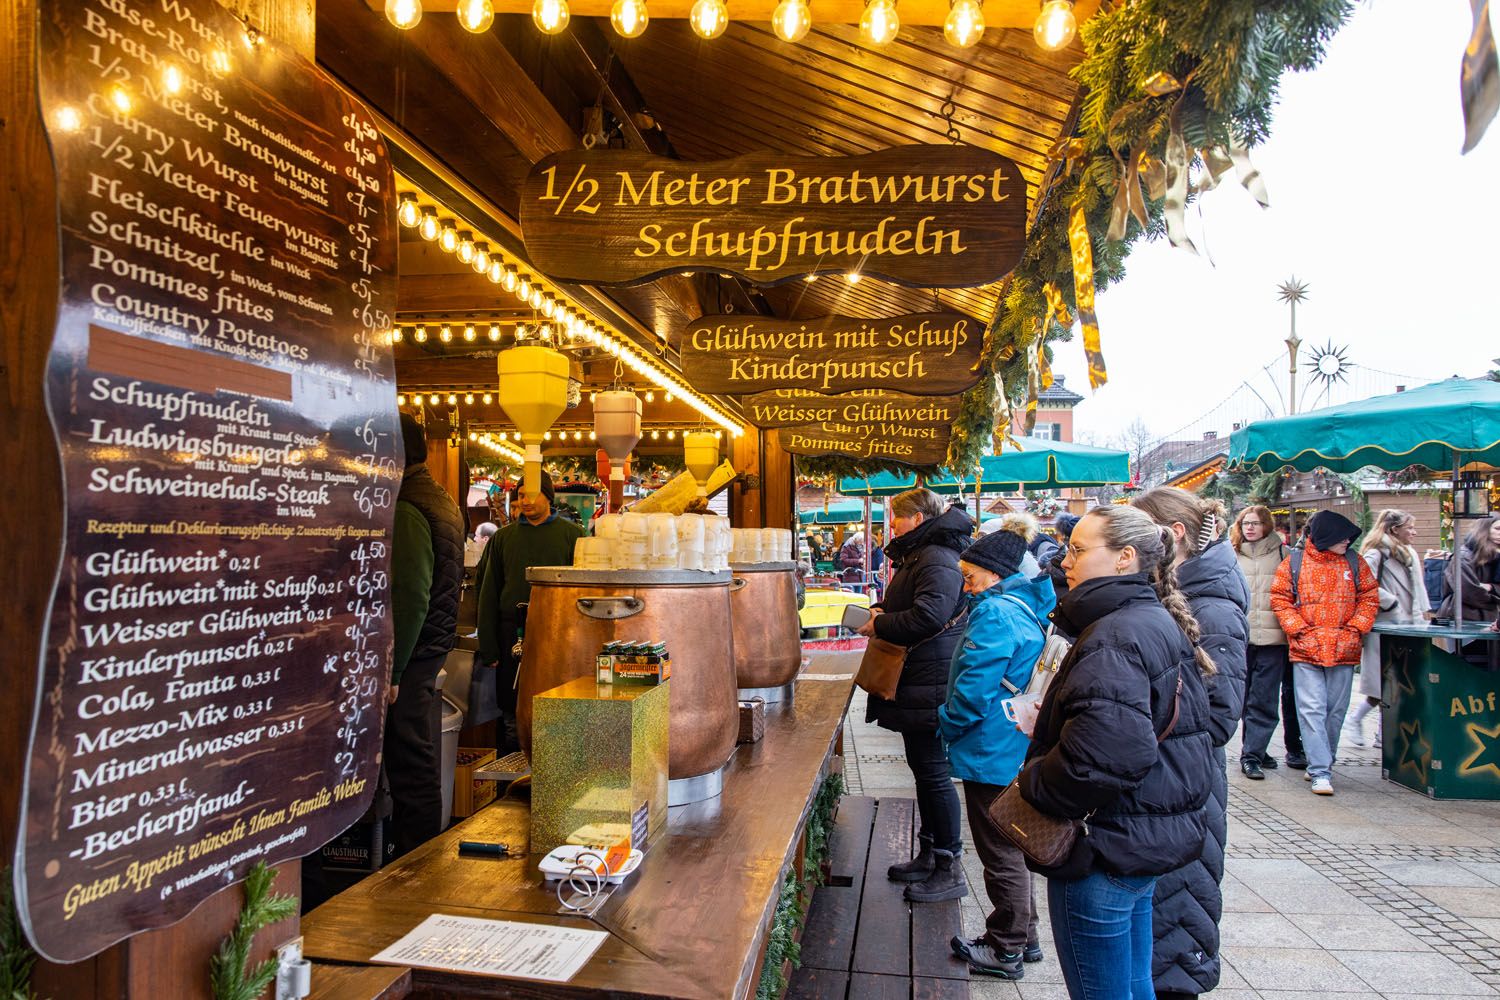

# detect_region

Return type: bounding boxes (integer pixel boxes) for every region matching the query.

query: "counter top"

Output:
[1372,622,1500,641]
[302,673,854,999]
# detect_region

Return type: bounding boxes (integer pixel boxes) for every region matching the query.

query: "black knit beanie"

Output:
[1307,510,1360,551]
[961,529,1027,579]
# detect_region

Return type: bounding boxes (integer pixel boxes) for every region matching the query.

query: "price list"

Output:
[20,0,398,962]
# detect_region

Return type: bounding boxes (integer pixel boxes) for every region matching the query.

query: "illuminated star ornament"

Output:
[1396,719,1432,786]
[1459,723,1500,780]
[1276,276,1310,307]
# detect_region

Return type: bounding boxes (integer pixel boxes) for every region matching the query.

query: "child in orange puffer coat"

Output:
[1269,511,1379,796]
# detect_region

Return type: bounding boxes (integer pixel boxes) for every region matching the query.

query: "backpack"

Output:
[1286,546,1364,608]
[997,593,1071,699]
[1423,556,1450,607]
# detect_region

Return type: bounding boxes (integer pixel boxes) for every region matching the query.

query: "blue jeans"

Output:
[1293,663,1356,780]
[1049,871,1157,1000]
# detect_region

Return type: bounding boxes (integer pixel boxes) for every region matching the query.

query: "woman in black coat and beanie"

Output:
[856,487,973,902]
[1134,488,1249,1000]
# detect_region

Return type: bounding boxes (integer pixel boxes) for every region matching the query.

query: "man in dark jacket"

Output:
[856,495,972,901]
[387,414,465,856]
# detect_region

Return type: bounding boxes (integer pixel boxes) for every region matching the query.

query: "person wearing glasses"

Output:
[1232,505,1305,777]
[1014,506,1213,1000]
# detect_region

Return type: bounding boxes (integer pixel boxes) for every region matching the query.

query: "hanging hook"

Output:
[940,95,961,145]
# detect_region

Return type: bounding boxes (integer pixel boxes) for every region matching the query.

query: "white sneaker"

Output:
[1372,718,1383,748]
[1342,719,1368,749]
[1311,777,1334,795]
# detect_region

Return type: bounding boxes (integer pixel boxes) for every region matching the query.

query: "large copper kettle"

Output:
[518,568,738,796]
[729,562,802,701]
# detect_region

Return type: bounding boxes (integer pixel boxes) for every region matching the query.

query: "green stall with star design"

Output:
[1378,624,1500,799]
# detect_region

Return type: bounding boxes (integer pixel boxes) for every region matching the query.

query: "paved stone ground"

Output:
[808,650,1500,999]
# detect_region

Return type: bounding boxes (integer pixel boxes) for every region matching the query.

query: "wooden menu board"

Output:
[20,0,398,962]
[520,145,1027,287]
[681,313,983,395]
[777,424,951,466]
[744,390,962,429]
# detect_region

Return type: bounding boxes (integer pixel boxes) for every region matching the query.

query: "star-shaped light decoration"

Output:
[1308,341,1354,391]
[1396,719,1433,786]
[1276,277,1310,305]
[1459,723,1500,780]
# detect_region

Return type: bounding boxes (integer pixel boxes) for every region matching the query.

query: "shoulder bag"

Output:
[986,672,1183,867]
[854,606,967,701]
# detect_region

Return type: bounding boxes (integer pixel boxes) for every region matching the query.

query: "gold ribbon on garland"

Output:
[1023,283,1068,432]
[1067,202,1108,390]
[1461,0,1498,154]
[1162,104,1198,255]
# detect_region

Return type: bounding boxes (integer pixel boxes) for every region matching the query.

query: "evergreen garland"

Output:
[753,772,843,1000]
[803,0,1354,480]
[1,869,37,1000]
[209,863,298,1000]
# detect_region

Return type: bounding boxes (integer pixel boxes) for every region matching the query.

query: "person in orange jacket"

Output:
[1269,511,1380,796]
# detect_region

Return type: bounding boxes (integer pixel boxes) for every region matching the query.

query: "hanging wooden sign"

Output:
[23,0,397,962]
[520,145,1027,287]
[777,422,951,466]
[681,313,983,395]
[745,390,963,429]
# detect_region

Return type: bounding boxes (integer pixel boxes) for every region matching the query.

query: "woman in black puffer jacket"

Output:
[1134,489,1249,1000]
[857,488,973,903]
[1016,505,1214,1000]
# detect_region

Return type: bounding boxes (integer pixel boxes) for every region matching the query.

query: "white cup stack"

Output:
[573,535,614,570]
[676,515,706,571]
[644,512,680,570]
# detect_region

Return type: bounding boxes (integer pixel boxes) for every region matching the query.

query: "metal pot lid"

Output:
[526,566,734,585]
[728,561,800,573]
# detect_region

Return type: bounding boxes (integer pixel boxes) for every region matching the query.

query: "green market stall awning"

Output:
[799,501,886,526]
[836,437,1132,498]
[1228,378,1500,474]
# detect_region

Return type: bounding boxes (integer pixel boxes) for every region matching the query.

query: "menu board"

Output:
[744,390,962,429]
[776,424,951,466]
[19,0,398,962]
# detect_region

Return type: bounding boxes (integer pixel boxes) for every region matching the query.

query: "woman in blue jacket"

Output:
[938,528,1054,980]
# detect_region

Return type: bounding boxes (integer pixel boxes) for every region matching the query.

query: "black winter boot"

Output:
[903,848,967,902]
[887,834,935,882]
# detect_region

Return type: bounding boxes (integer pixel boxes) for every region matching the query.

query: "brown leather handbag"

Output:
[989,673,1183,867]
[854,609,966,701]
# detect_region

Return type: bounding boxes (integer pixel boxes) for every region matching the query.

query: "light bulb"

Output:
[944,0,983,47]
[397,393,407,406]
[473,243,491,273]
[574,431,583,441]
[428,393,439,405]
[666,429,676,440]
[162,65,185,95]
[518,274,532,299]
[464,324,477,341]
[392,327,404,343]
[465,392,476,404]
[772,0,811,42]
[440,324,453,342]
[447,393,458,405]
[110,86,133,113]
[439,222,458,253]
[645,391,655,402]
[385,0,422,28]
[398,196,420,227]
[611,0,649,37]
[502,265,518,291]
[541,294,556,318]
[483,393,494,404]
[516,323,529,340]
[456,232,475,262]
[469,432,478,441]
[414,325,428,342]
[544,431,553,441]
[1033,0,1075,51]
[456,0,495,31]
[418,210,439,241]
[651,429,660,440]
[689,0,728,39]
[533,0,570,33]
[488,259,504,283]
[589,431,597,441]
[53,105,83,132]
[489,325,501,341]
[845,271,863,283]
[860,0,899,45]
[531,287,545,309]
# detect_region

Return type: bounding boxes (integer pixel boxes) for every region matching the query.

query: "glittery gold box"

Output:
[531,676,669,857]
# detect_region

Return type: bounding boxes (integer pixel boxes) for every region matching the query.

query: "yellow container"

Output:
[497,346,570,495]
[683,431,720,498]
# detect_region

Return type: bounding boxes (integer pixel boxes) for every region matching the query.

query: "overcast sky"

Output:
[1050,1,1500,444]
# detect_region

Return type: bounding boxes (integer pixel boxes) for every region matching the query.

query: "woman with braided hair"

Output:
[1014,506,1213,1000]
[1132,488,1249,1000]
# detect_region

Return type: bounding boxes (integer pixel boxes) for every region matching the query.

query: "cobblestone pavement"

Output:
[809,650,1500,999]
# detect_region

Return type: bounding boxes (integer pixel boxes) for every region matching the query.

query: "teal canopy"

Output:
[1228,378,1500,474]
[799,501,886,525]
[836,436,1132,498]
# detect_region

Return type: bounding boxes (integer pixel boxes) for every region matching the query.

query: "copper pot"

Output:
[518,568,738,781]
[729,562,802,696]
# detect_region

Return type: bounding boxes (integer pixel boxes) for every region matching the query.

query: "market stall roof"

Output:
[799,500,885,525]
[1227,378,1500,474]
[836,436,1132,496]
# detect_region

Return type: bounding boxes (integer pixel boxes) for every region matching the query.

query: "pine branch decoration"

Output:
[210,863,298,1000]
[1,869,37,1000]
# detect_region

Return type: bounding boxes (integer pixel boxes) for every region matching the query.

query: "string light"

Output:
[446,393,458,405]
[488,259,504,283]
[162,65,185,95]
[666,430,676,440]
[473,242,491,273]
[483,393,494,404]
[438,222,458,253]
[456,0,495,31]
[391,327,404,343]
[465,392,476,404]
[489,324,501,341]
[110,86,133,114]
[502,265,518,291]
[771,0,811,42]
[533,0,570,33]
[396,393,407,406]
[651,429,661,440]
[611,0,649,37]
[944,0,984,47]
[860,0,899,45]
[518,273,532,300]
[645,391,655,402]
[1033,0,1075,51]
[385,0,422,28]
[689,0,728,39]
[428,393,440,405]
[413,325,428,343]
[418,209,439,241]
[464,324,477,342]
[530,286,546,310]
[440,324,453,343]
[456,231,476,263]
[53,105,83,132]
[541,294,556,318]
[398,195,420,227]
[845,271,863,283]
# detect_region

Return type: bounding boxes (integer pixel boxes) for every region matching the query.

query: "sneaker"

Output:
[1240,758,1265,780]
[1343,719,1368,749]
[1311,776,1334,795]
[1373,718,1383,749]
[953,933,1043,965]
[1286,752,1309,770]
[1023,944,1044,963]
[1304,771,1312,781]
[1258,753,1280,770]
[962,940,1024,980]
[904,849,968,903]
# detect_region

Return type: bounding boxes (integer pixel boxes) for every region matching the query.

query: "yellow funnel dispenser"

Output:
[683,431,720,498]
[497,345,569,496]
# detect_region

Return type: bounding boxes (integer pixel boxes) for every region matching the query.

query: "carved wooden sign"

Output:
[520,145,1027,287]
[777,423,951,466]
[745,390,962,429]
[681,313,983,395]
[24,0,397,962]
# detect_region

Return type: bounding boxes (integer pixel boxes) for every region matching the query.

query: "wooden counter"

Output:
[303,675,854,999]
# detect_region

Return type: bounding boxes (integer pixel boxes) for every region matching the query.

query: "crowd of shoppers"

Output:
[850,494,1438,999]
